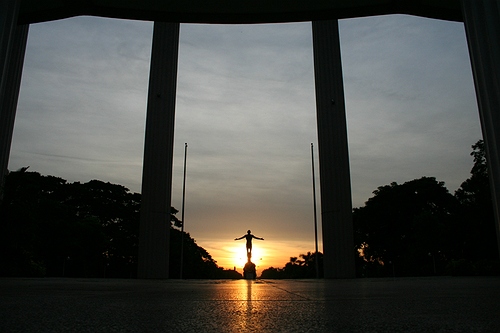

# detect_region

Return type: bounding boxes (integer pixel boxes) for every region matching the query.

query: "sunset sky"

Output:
[9,14,482,272]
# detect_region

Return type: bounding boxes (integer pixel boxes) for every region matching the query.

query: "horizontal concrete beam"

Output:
[18,0,463,25]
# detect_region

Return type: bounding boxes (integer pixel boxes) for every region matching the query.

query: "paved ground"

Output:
[1,276,499,332]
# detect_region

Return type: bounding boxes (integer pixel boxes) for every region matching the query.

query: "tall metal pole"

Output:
[311,143,320,278]
[179,142,188,279]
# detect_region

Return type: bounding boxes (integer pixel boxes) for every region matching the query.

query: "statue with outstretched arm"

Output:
[234,230,264,257]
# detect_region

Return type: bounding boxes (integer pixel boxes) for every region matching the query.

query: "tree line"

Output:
[353,140,499,277]
[0,169,241,279]
[260,252,324,278]
[260,140,499,278]
[1,140,498,278]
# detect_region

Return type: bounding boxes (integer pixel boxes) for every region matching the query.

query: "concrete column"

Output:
[138,22,180,279]
[312,20,355,278]
[462,0,500,257]
[0,0,19,80]
[0,0,28,197]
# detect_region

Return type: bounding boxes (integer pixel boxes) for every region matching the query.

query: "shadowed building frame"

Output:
[1,0,499,278]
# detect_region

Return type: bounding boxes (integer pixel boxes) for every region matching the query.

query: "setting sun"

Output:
[231,246,264,268]
[198,238,319,274]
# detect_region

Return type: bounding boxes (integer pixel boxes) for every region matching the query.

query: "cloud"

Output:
[12,17,152,190]
[9,15,482,259]
[339,15,481,205]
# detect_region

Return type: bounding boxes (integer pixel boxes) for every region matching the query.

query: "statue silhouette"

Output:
[234,230,264,258]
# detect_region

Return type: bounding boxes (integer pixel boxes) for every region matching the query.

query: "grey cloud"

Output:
[9,15,483,248]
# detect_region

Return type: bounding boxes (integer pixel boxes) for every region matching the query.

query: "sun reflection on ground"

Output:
[229,280,268,332]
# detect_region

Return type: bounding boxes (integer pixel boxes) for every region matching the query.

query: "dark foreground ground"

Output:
[1,276,499,332]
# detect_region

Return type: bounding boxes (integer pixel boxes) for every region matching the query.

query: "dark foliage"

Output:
[3,140,498,279]
[260,252,323,279]
[353,140,500,277]
[453,140,498,263]
[353,176,457,277]
[169,228,237,279]
[0,170,241,279]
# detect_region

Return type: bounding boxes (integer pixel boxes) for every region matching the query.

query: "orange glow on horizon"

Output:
[197,238,319,274]
[213,243,266,271]
[231,245,264,268]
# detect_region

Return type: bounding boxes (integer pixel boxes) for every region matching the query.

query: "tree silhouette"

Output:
[4,140,498,278]
[353,177,456,277]
[0,169,241,279]
[353,140,500,277]
[452,140,499,274]
[260,251,323,278]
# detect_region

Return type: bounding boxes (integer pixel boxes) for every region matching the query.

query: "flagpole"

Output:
[180,142,188,279]
[311,143,320,278]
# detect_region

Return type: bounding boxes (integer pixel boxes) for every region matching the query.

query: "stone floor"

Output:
[1,276,499,332]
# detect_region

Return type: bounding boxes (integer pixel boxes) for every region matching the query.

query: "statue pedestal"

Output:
[243,260,256,279]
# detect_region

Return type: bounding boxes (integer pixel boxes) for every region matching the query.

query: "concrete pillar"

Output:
[462,0,500,257]
[138,22,180,279]
[0,0,28,197]
[312,20,355,278]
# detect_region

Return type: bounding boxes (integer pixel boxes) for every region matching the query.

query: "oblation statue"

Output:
[235,230,264,279]
[234,230,264,259]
